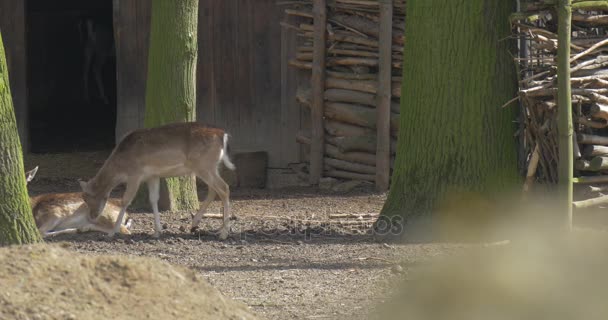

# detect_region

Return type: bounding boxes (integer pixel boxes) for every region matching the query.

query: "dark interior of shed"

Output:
[27,0,116,153]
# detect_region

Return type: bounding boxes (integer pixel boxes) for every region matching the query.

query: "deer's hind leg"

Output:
[147,177,162,238]
[190,187,216,232]
[195,169,231,240]
[37,215,62,238]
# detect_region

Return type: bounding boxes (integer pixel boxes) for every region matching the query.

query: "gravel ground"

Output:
[27,176,464,320]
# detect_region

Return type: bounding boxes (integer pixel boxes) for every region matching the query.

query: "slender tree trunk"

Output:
[557,0,573,230]
[140,0,200,211]
[379,0,519,236]
[0,31,42,245]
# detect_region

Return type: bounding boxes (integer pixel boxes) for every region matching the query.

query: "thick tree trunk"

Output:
[0,31,42,245]
[379,0,519,233]
[138,0,200,211]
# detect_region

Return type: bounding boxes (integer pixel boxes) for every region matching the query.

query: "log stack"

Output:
[511,2,608,206]
[280,0,405,185]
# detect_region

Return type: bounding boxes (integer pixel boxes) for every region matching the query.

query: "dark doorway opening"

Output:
[27,0,116,153]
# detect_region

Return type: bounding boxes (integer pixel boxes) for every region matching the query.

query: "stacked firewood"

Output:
[281,0,405,182]
[512,2,608,205]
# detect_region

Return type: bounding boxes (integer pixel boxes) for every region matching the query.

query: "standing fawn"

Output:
[78,122,236,239]
[25,166,132,237]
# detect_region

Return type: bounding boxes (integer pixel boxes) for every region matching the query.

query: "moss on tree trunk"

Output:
[0,31,43,245]
[379,0,519,236]
[138,0,200,211]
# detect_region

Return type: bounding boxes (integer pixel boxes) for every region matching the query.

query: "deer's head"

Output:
[79,179,108,219]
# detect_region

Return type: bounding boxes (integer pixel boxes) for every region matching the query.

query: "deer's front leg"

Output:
[109,180,141,237]
[109,206,128,238]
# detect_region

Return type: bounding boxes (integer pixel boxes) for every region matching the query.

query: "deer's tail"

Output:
[221,133,236,171]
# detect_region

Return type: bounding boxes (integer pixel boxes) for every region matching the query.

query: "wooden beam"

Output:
[375,0,393,191]
[590,156,608,171]
[310,0,327,185]
[578,133,608,145]
[573,175,608,184]
[573,194,608,209]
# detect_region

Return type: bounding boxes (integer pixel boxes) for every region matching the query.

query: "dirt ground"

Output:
[0,244,258,320]
[16,150,608,320]
[24,170,467,320]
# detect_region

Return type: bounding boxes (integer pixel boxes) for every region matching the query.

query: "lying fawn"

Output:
[78,122,236,239]
[25,166,132,237]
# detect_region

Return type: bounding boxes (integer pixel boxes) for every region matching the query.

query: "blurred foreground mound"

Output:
[375,227,608,320]
[0,244,258,320]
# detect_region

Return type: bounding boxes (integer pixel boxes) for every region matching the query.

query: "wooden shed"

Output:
[0,0,304,184]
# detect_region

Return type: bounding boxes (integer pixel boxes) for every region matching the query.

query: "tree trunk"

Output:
[557,0,573,230]
[379,0,519,233]
[0,31,43,245]
[138,0,200,211]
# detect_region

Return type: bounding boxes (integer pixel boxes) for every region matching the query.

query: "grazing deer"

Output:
[78,16,115,105]
[78,122,236,239]
[25,166,132,237]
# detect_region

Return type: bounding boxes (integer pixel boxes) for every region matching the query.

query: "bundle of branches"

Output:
[512,2,608,205]
[280,0,405,182]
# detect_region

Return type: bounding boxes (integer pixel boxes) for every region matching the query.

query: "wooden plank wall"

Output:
[0,0,301,168]
[113,0,150,142]
[198,0,301,168]
[0,0,28,150]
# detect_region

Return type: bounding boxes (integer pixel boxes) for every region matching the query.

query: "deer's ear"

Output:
[25,166,39,183]
[79,179,90,193]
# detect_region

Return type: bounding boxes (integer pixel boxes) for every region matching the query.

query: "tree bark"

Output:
[557,0,574,230]
[0,31,43,245]
[379,0,519,230]
[137,0,200,211]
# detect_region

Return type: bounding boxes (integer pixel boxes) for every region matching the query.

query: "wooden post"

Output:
[376,0,393,191]
[557,0,573,230]
[310,0,327,185]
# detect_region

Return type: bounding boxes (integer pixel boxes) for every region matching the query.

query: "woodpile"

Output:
[512,2,608,207]
[280,0,405,187]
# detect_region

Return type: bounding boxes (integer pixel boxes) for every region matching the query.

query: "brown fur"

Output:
[26,167,131,237]
[80,122,235,239]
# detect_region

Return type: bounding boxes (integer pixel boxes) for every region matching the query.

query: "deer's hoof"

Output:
[152,232,161,239]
